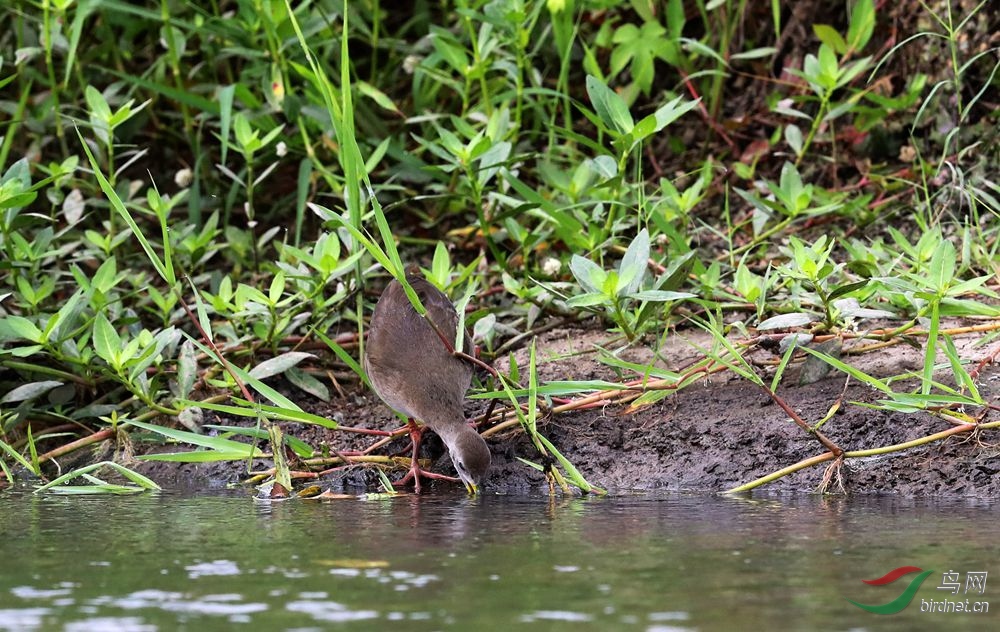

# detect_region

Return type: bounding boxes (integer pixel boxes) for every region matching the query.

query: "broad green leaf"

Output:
[92,313,121,367]
[617,228,649,296]
[566,292,609,308]
[847,0,875,51]
[586,75,634,135]
[631,95,699,145]
[0,316,43,343]
[812,24,847,54]
[589,155,618,179]
[570,254,608,294]
[286,366,330,402]
[2,380,63,404]
[357,80,401,115]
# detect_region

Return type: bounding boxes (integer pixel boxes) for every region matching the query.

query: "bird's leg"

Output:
[391,419,460,493]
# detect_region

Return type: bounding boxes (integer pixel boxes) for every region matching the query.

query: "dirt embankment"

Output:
[135,323,1000,497]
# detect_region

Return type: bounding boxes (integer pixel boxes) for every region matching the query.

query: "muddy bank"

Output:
[135,324,1000,497]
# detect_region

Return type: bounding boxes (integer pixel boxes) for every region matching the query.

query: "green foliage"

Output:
[0,0,997,493]
[568,229,694,341]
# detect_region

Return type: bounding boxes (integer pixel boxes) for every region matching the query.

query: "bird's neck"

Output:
[426,411,472,448]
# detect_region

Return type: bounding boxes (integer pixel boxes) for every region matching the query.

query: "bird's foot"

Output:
[390,419,459,493]
[391,465,460,494]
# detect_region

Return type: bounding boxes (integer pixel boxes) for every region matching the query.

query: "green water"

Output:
[0,489,995,631]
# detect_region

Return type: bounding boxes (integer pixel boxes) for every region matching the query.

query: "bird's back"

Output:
[365,272,473,422]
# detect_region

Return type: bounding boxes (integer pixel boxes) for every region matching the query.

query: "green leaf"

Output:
[45,288,86,341]
[570,254,608,294]
[431,30,469,73]
[846,0,875,51]
[928,239,956,293]
[617,228,649,296]
[1,381,63,404]
[812,24,847,54]
[800,347,893,393]
[92,313,121,368]
[0,316,43,343]
[586,75,634,135]
[610,21,675,93]
[286,366,330,402]
[566,292,609,308]
[629,290,695,302]
[784,124,803,156]
[631,95,700,146]
[218,84,236,166]
[233,112,255,150]
[127,419,262,457]
[828,279,871,301]
[34,461,160,494]
[730,47,778,61]
[204,424,315,458]
[84,85,111,121]
[357,80,401,115]
[817,44,839,89]
[75,127,173,284]
[589,155,618,179]
[184,399,339,429]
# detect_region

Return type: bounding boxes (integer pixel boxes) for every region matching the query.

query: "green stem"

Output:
[458,0,492,115]
[246,160,259,272]
[42,2,67,155]
[160,0,193,137]
[795,90,831,167]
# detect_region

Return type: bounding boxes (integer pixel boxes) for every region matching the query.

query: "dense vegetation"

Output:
[0,0,997,493]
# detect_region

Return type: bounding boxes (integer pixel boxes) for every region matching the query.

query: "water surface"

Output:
[0,489,995,631]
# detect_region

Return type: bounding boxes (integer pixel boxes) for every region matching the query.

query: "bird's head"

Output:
[448,430,491,494]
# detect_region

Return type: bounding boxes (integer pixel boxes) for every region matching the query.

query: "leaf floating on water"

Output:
[295,485,323,498]
[319,559,391,569]
[313,490,357,500]
[360,492,398,501]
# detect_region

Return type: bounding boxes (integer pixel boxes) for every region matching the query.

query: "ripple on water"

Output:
[0,608,50,631]
[285,599,379,623]
[63,616,156,632]
[520,610,595,623]
[184,560,241,579]
[94,589,268,620]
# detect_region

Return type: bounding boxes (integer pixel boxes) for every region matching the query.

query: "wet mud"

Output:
[135,323,1000,497]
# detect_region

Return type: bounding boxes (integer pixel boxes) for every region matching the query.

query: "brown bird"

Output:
[363,266,490,493]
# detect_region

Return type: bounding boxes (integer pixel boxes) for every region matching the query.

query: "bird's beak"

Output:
[464,481,479,495]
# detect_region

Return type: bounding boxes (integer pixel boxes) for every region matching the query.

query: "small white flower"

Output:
[276,141,287,157]
[403,55,422,74]
[541,257,562,276]
[174,167,193,188]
